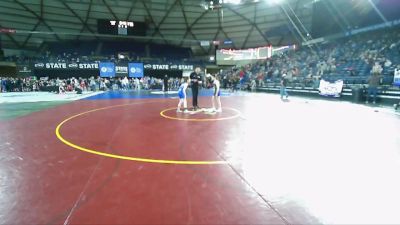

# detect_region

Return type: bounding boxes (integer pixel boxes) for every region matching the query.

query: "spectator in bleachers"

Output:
[395,65,400,77]
[1,78,5,92]
[89,77,97,91]
[394,65,400,110]
[257,72,265,87]
[59,81,66,94]
[250,79,256,92]
[384,59,392,67]
[134,78,140,90]
[122,77,129,90]
[372,62,383,75]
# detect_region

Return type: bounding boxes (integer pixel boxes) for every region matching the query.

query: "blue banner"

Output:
[394,69,400,86]
[394,80,400,86]
[128,63,144,78]
[99,62,115,77]
[223,39,233,45]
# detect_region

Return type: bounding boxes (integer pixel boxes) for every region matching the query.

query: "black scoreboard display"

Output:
[97,19,146,36]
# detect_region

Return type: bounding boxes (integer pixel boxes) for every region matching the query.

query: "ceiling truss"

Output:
[0,0,313,52]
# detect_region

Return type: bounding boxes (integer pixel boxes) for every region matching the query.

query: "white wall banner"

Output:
[34,62,98,70]
[143,64,194,71]
[318,79,344,97]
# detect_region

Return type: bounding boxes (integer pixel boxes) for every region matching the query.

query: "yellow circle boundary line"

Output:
[160,107,241,122]
[55,102,228,165]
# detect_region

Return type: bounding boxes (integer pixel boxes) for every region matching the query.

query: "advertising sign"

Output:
[99,62,115,77]
[128,63,144,78]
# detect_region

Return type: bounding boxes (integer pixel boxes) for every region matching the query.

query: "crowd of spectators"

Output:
[1,77,42,92]
[2,28,400,95]
[0,76,188,94]
[219,28,400,89]
[3,50,205,67]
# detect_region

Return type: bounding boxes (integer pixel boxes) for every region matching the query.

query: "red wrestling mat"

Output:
[4,95,399,224]
[0,98,288,225]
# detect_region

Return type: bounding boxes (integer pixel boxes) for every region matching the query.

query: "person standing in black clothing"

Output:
[16,78,22,92]
[163,75,169,92]
[280,73,289,99]
[190,67,202,110]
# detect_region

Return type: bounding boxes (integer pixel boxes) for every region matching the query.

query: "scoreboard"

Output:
[97,19,146,36]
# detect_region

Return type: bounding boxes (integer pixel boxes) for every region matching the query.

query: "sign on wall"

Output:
[128,63,144,78]
[33,62,98,70]
[17,65,33,76]
[318,79,344,97]
[143,64,194,71]
[115,63,128,76]
[99,62,115,77]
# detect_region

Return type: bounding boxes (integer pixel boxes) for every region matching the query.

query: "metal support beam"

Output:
[102,0,119,20]
[60,0,97,40]
[241,26,254,49]
[125,0,137,20]
[178,10,210,47]
[178,0,191,47]
[278,0,301,45]
[40,0,44,18]
[149,0,180,44]
[14,0,61,41]
[277,35,285,46]
[322,0,348,33]
[173,2,210,54]
[142,0,169,45]
[0,24,21,48]
[207,30,220,55]
[155,1,180,27]
[190,33,209,55]
[279,4,306,43]
[218,9,237,49]
[241,3,258,49]
[22,21,41,48]
[225,5,271,45]
[78,0,94,40]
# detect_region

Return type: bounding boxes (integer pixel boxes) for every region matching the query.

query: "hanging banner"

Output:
[143,64,194,71]
[318,79,344,97]
[99,62,115,77]
[33,62,98,70]
[17,65,33,76]
[200,41,210,46]
[128,63,144,78]
[32,62,194,71]
[115,62,128,76]
[223,39,233,45]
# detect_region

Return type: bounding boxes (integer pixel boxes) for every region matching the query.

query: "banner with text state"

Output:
[115,62,128,76]
[143,63,194,71]
[33,62,98,70]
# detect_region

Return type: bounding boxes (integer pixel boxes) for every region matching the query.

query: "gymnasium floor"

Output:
[1,90,400,224]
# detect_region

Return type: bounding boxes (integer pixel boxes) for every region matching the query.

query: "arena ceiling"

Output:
[0,0,313,54]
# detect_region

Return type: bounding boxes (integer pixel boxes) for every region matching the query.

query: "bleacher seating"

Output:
[221,27,400,89]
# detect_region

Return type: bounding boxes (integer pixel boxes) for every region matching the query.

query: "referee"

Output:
[190,67,202,110]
